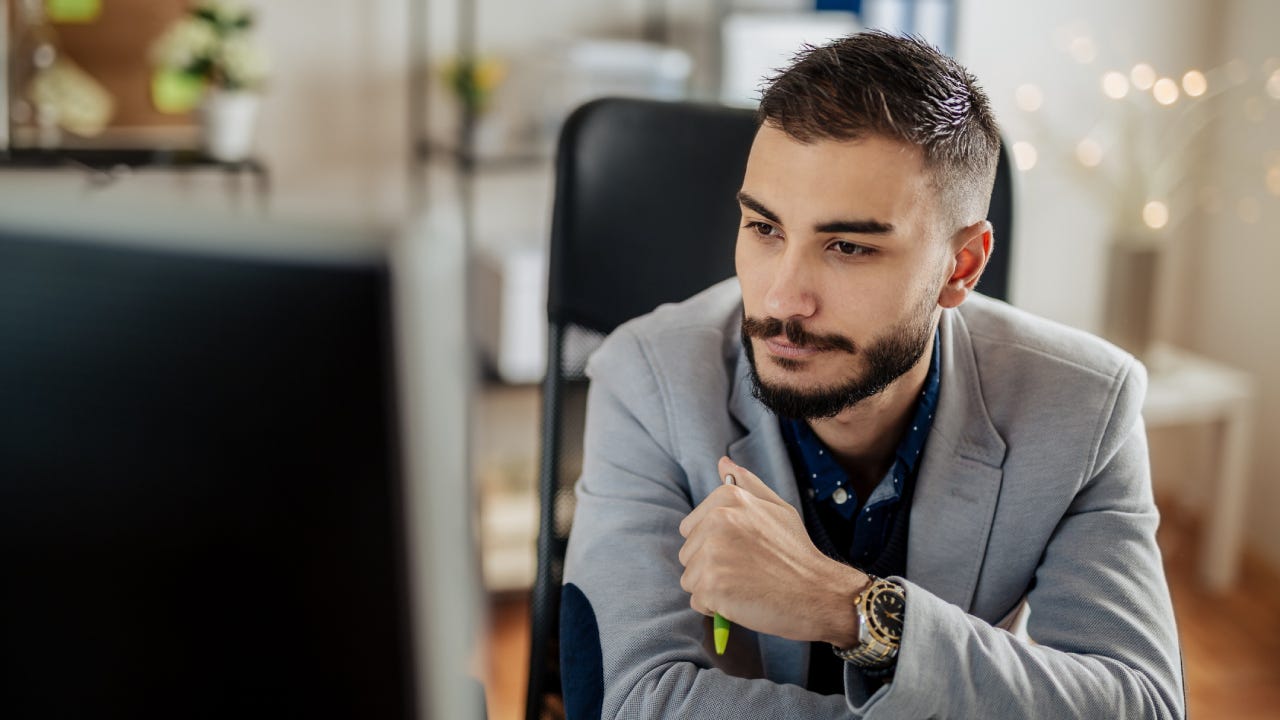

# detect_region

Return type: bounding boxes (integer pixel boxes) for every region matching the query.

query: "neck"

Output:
[807,335,935,488]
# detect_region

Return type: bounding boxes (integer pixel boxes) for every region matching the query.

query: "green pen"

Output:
[714,472,737,655]
[714,612,731,655]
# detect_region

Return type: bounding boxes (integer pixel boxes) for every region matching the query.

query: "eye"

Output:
[830,240,874,257]
[744,221,781,239]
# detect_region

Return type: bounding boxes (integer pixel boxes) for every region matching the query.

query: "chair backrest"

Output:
[527,97,1014,720]
[528,98,758,720]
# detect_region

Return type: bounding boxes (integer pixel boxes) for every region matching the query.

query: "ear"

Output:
[938,220,993,309]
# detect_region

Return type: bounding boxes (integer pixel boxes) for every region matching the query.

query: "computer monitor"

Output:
[0,206,473,719]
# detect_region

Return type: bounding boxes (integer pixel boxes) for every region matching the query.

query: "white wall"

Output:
[1182,0,1280,570]
[960,0,1280,574]
[955,0,1216,333]
[254,0,411,227]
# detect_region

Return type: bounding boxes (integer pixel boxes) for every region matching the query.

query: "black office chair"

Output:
[526,96,1014,720]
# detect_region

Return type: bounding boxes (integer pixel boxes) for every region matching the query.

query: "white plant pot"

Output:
[201,90,261,162]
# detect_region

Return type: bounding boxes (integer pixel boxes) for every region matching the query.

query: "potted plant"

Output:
[151,0,269,162]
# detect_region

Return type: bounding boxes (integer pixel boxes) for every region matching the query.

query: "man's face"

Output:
[735,125,952,420]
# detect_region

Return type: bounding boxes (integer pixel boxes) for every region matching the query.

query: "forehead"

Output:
[741,124,934,227]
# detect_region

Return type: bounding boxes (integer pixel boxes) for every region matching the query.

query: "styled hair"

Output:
[758,31,1001,229]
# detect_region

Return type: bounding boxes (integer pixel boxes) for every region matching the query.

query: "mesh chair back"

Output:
[527,98,758,720]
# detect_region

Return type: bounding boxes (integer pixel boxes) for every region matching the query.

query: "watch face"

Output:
[866,583,905,643]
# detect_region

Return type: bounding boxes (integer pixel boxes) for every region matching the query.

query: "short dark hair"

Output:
[758,31,1001,229]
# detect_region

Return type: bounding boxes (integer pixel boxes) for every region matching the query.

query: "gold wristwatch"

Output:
[832,576,905,671]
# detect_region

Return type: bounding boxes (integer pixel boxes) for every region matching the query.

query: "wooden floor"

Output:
[481,509,1280,720]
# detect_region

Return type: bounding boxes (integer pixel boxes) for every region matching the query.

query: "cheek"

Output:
[734,236,764,308]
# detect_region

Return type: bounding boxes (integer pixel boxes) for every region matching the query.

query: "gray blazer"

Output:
[562,279,1184,719]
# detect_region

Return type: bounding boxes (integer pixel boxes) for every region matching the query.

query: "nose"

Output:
[763,248,818,319]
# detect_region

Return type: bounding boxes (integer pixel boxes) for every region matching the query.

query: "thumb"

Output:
[717,456,785,505]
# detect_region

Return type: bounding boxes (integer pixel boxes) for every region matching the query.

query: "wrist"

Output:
[816,563,871,648]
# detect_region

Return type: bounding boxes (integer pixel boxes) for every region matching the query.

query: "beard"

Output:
[741,298,936,421]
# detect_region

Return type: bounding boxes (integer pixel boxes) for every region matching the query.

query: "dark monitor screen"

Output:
[0,225,414,718]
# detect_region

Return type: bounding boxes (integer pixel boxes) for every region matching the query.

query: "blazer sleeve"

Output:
[841,357,1186,719]
[560,326,852,720]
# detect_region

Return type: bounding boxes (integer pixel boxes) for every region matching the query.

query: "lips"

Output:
[764,338,822,359]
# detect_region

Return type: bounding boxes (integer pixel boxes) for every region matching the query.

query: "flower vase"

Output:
[201,90,261,162]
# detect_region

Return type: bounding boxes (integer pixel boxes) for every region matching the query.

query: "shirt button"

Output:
[833,487,849,504]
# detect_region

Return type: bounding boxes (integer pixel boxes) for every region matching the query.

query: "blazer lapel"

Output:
[719,305,1010,681]
[726,339,809,688]
[907,307,1007,611]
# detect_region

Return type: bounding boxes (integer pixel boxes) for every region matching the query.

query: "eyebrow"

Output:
[737,191,895,236]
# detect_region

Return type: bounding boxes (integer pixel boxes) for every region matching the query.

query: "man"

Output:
[560,32,1184,719]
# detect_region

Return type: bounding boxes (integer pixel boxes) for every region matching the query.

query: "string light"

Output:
[1076,138,1103,167]
[1016,84,1044,112]
[1153,78,1180,105]
[1012,141,1038,171]
[1130,63,1156,90]
[1142,200,1169,229]
[1102,71,1129,99]
[1182,70,1207,97]
[1069,36,1097,64]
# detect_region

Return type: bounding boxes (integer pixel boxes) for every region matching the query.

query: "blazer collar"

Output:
[722,304,1008,683]
[906,306,1007,610]
[725,313,809,687]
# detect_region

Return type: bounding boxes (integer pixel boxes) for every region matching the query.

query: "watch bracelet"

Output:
[831,576,902,670]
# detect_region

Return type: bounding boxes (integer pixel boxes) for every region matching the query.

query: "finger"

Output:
[677,518,714,567]
[689,593,712,617]
[680,561,704,601]
[718,456,786,505]
[679,483,742,537]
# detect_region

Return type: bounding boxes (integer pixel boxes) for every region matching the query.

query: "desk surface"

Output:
[1143,343,1253,426]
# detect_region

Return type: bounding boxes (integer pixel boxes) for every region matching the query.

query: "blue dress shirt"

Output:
[779,330,942,567]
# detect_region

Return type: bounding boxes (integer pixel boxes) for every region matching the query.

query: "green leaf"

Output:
[151,69,206,114]
[45,0,102,23]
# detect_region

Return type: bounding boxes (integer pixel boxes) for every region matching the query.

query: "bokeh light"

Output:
[1012,141,1038,171]
[1102,71,1130,99]
[1153,78,1180,105]
[1130,63,1156,90]
[1069,36,1097,64]
[1143,200,1169,229]
[1182,70,1207,97]
[1076,138,1103,167]
[1016,83,1044,112]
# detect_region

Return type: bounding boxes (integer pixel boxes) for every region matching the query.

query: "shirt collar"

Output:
[779,329,942,519]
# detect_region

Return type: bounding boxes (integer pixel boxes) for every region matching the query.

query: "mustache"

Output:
[741,316,857,354]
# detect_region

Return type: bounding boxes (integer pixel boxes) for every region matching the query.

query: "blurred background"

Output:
[1,0,1277,718]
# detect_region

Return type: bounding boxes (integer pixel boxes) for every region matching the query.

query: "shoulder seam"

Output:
[1083,356,1134,481]
[967,329,1119,380]
[629,326,682,463]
